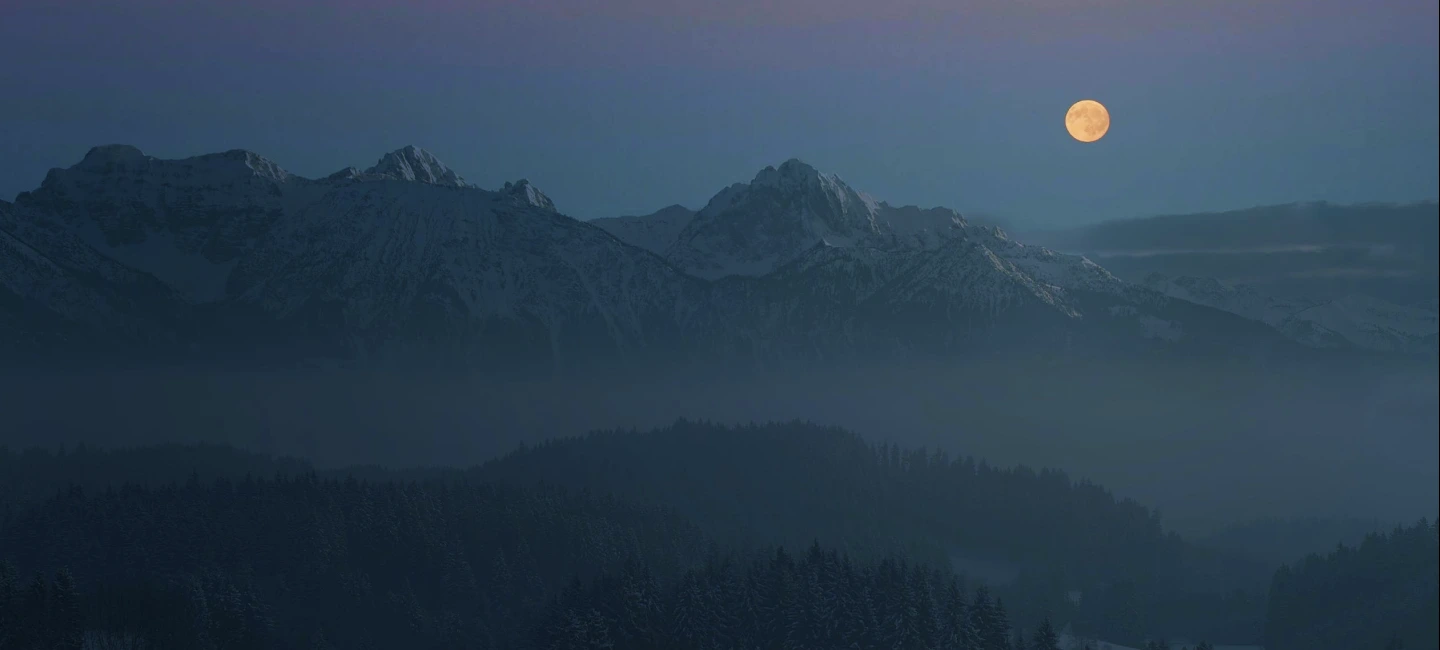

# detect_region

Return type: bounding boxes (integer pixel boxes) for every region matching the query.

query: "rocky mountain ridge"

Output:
[0,146,1338,370]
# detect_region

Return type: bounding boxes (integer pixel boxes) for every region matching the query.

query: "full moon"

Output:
[1065,99,1110,143]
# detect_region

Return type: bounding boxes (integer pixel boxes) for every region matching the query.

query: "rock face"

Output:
[0,146,1316,371]
[363,145,471,187]
[500,179,558,212]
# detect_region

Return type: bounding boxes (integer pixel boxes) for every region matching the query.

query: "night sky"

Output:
[2,0,1436,225]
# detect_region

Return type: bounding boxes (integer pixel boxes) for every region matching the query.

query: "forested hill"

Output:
[1265,520,1439,650]
[0,474,710,648]
[0,423,1272,644]
[465,420,1269,643]
[1,447,1115,650]
[0,443,313,509]
[471,420,1172,578]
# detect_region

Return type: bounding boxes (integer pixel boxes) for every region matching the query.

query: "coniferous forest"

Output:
[0,422,1434,649]
[1265,520,1439,650]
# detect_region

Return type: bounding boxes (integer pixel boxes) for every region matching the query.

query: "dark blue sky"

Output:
[2,0,1436,225]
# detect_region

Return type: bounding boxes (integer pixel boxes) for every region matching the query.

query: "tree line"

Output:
[467,420,1268,642]
[0,468,1181,649]
[1265,519,1438,650]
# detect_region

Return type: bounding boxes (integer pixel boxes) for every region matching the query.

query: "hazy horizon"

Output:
[5,356,1435,538]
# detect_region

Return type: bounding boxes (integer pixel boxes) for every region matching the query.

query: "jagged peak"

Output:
[750,158,830,188]
[698,159,866,220]
[776,157,819,177]
[212,149,290,182]
[364,145,469,187]
[501,179,557,212]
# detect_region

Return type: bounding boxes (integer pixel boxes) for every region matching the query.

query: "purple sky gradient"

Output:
[2,0,1435,223]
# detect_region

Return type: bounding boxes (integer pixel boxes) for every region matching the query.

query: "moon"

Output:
[1065,99,1110,143]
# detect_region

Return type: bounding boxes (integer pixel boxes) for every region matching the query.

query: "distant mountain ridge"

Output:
[1027,200,1440,259]
[0,145,1342,370]
[589,204,696,257]
[1142,274,1438,354]
[1015,201,1439,354]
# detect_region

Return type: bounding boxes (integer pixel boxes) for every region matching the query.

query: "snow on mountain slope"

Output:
[869,237,1074,315]
[1142,274,1315,326]
[1142,273,1438,353]
[11,145,305,302]
[968,225,1126,294]
[614,158,1126,298]
[701,238,1089,363]
[597,157,1190,357]
[1,145,716,367]
[0,198,188,351]
[499,179,558,212]
[222,177,712,366]
[591,204,696,254]
[665,159,965,279]
[1290,294,1438,353]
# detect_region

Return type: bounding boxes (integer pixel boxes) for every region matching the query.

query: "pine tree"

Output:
[988,596,1013,650]
[939,581,969,650]
[51,568,83,650]
[1031,617,1061,650]
[961,588,990,650]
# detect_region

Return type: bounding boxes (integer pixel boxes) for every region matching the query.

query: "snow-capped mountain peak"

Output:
[670,159,912,279]
[501,179,557,212]
[751,158,822,187]
[659,158,1118,295]
[363,145,470,187]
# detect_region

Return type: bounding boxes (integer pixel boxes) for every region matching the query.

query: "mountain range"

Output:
[0,145,1419,372]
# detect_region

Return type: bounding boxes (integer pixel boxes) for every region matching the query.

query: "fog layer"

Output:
[3,357,1434,536]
